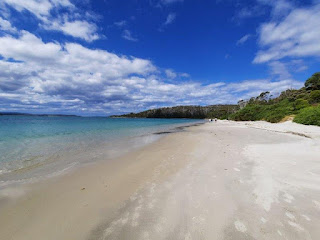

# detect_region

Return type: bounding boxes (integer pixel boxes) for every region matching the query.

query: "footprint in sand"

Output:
[283,193,294,203]
[288,221,304,232]
[312,200,320,210]
[234,220,247,233]
[260,217,267,224]
[301,215,311,221]
[285,212,295,220]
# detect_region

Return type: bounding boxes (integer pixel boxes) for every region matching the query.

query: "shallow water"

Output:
[0,116,202,187]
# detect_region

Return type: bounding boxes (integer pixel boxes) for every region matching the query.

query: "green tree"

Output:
[305,72,320,90]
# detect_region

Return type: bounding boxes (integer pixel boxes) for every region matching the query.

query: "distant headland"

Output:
[0,112,79,117]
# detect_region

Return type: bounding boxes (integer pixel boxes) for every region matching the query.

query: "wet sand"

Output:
[0,121,320,240]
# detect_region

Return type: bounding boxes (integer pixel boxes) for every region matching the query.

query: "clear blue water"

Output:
[0,116,202,185]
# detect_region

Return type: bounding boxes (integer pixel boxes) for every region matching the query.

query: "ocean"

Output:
[0,115,202,187]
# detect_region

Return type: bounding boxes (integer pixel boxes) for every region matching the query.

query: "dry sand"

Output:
[0,120,320,240]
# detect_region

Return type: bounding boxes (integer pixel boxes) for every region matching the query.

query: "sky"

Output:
[0,0,319,116]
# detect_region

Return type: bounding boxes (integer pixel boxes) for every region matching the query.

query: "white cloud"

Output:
[159,13,176,31]
[254,3,320,63]
[0,1,307,115]
[257,0,293,18]
[165,69,177,79]
[1,0,52,18]
[45,20,100,42]
[0,31,303,114]
[122,29,138,42]
[180,73,190,78]
[0,0,73,19]
[236,34,251,45]
[268,59,308,80]
[268,61,291,80]
[234,0,292,22]
[114,20,126,27]
[0,31,61,62]
[0,16,16,32]
[0,0,99,42]
[165,69,190,79]
[164,13,176,25]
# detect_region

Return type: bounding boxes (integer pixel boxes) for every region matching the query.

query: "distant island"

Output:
[112,72,320,126]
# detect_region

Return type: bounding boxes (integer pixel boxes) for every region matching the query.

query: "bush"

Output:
[230,105,264,121]
[264,112,286,123]
[231,72,320,126]
[310,90,320,104]
[293,99,309,110]
[305,72,320,90]
[294,105,320,126]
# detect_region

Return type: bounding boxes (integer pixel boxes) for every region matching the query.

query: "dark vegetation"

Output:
[230,72,320,126]
[111,105,239,119]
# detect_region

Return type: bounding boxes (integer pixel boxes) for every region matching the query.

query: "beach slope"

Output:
[1,121,320,240]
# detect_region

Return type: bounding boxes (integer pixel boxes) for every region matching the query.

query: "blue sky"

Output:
[0,0,319,115]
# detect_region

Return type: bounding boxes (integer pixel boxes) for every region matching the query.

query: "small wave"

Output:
[0,168,10,175]
[0,162,79,189]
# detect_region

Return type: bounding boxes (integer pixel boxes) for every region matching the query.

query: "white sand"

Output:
[0,120,320,240]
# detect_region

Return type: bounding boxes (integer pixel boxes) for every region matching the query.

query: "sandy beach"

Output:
[1,120,320,240]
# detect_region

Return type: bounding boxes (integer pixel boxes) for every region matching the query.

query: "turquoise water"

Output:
[0,116,201,186]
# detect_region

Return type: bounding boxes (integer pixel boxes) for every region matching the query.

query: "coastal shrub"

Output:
[294,105,320,126]
[309,90,320,104]
[305,72,320,90]
[231,98,299,123]
[293,99,309,110]
[264,112,286,123]
[230,105,264,121]
[262,99,294,122]
[230,72,320,126]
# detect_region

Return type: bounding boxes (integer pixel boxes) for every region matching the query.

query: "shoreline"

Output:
[1,120,320,240]
[0,120,203,191]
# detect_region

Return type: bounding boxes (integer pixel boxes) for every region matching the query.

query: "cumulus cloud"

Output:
[165,69,177,79]
[0,30,303,115]
[0,31,61,63]
[0,0,73,19]
[1,0,54,19]
[44,19,100,42]
[0,0,100,42]
[0,0,307,115]
[254,3,320,63]
[0,16,17,32]
[165,69,190,79]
